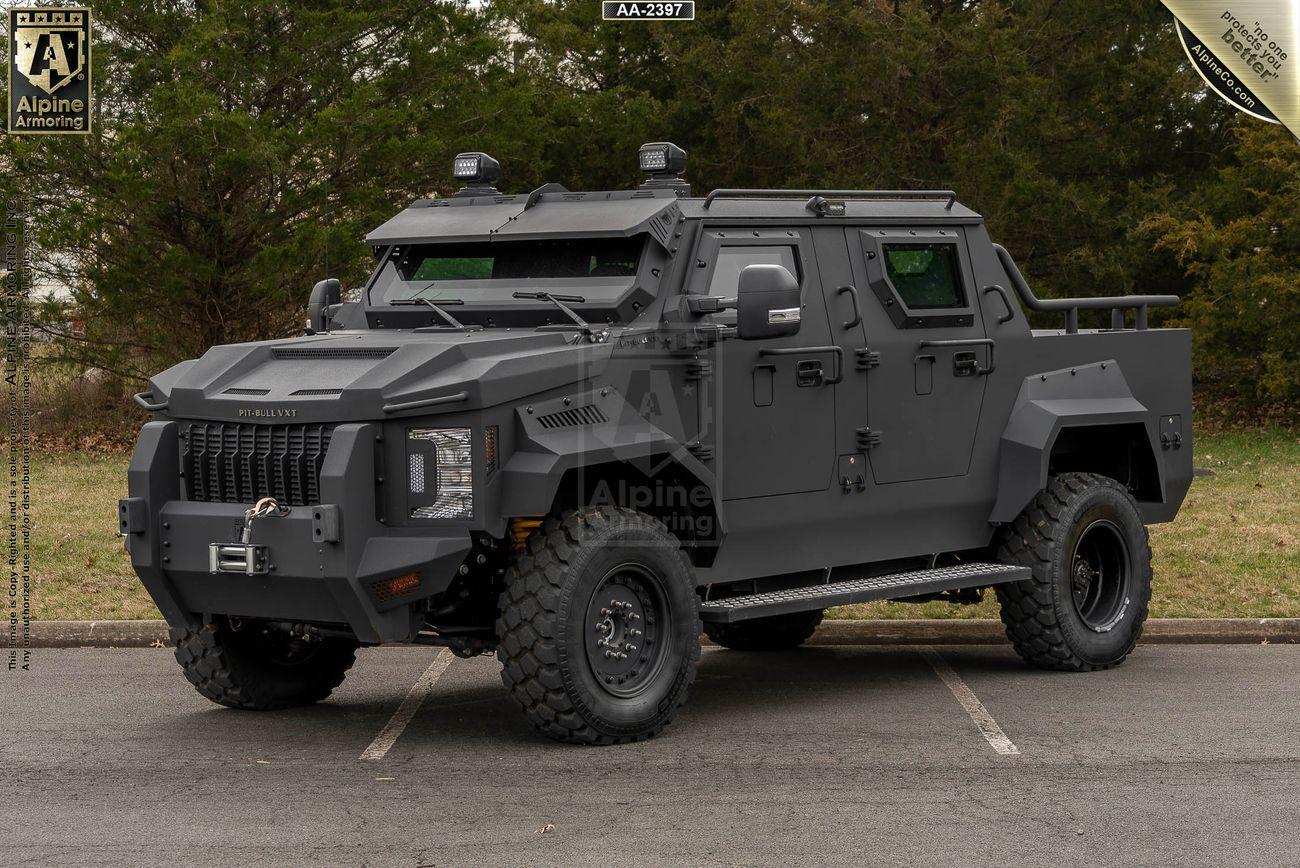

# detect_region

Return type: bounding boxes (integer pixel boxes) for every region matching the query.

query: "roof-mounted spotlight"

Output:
[451,151,502,197]
[638,142,690,194]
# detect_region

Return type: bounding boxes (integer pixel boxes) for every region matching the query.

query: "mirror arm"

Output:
[686,295,737,316]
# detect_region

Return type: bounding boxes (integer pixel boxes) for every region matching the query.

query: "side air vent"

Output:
[290,388,343,396]
[272,347,396,360]
[536,405,609,430]
[223,388,269,395]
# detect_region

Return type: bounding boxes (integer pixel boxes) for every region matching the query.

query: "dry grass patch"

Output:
[32,452,157,620]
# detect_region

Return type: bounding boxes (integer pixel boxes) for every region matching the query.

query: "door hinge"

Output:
[855,348,881,370]
[686,441,714,461]
[856,427,883,450]
[686,358,713,381]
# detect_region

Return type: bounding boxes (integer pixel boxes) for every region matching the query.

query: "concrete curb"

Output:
[7,617,1300,648]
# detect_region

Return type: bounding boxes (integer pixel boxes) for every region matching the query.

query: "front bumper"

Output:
[122,421,472,644]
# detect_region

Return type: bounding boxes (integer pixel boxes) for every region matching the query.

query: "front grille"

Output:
[182,422,334,506]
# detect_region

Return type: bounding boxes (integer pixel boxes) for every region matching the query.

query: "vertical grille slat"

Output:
[181,422,334,507]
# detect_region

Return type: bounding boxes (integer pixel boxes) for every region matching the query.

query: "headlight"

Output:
[408,427,473,519]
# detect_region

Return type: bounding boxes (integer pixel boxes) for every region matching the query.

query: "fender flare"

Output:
[499,387,724,536]
[989,360,1164,523]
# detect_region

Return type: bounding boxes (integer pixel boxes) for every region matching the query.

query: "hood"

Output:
[151,330,614,424]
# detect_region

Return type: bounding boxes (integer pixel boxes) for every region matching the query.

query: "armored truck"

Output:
[122,143,1192,744]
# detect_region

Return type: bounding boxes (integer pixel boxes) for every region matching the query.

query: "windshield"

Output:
[370,236,645,305]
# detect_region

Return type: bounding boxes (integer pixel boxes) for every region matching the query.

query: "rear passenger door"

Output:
[845,228,989,483]
[691,228,837,500]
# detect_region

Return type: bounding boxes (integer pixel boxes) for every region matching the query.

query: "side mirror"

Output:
[307,278,341,334]
[736,264,801,340]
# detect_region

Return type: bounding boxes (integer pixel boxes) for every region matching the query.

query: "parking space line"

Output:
[918,646,1020,756]
[360,649,454,761]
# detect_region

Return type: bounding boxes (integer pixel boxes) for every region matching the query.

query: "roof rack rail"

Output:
[702,188,958,210]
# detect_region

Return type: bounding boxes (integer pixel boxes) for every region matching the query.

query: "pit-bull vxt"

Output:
[122,143,1191,743]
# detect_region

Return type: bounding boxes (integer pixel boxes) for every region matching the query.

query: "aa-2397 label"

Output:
[602,2,695,21]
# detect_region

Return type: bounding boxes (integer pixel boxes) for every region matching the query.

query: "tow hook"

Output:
[208,497,290,575]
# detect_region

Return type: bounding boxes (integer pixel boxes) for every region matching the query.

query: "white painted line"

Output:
[918,646,1020,756]
[360,649,454,761]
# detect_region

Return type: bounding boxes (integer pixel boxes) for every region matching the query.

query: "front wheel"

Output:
[496,507,700,745]
[173,619,358,710]
[995,472,1152,671]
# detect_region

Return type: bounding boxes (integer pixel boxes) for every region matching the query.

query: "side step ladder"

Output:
[699,562,1030,623]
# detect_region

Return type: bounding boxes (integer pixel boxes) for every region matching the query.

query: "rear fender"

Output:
[989,360,1163,523]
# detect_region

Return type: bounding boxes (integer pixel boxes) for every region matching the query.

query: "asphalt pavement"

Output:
[3,644,1299,866]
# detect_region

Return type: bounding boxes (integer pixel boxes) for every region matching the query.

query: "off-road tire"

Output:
[995,472,1152,671]
[496,507,701,745]
[172,620,358,710]
[703,609,824,651]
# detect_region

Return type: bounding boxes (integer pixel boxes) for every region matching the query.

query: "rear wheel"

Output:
[995,472,1152,671]
[496,507,700,745]
[172,619,358,710]
[704,609,824,651]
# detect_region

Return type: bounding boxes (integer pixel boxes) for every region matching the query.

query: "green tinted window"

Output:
[412,257,494,281]
[882,243,965,309]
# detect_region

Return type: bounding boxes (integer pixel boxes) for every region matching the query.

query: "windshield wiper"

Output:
[390,282,473,329]
[512,291,593,336]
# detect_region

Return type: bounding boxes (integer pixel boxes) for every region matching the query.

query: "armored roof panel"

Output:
[493,190,682,245]
[364,196,525,245]
[365,188,683,247]
[364,187,982,247]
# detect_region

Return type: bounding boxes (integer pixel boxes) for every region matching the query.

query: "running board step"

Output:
[699,562,1030,623]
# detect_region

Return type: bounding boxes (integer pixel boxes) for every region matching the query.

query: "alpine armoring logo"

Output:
[7,7,92,135]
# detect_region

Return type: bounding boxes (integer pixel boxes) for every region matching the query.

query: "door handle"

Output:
[760,345,844,385]
[917,338,996,376]
[983,284,1015,324]
[836,285,862,329]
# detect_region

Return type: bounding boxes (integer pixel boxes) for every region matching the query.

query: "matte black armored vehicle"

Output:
[122,143,1192,744]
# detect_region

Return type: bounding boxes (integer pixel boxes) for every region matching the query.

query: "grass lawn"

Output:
[30,429,1300,621]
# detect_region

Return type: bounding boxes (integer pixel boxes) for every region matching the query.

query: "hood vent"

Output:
[272,346,396,360]
[224,387,269,395]
[290,388,343,396]
[537,405,608,430]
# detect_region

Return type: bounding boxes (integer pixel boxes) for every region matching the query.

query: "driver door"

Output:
[690,228,837,501]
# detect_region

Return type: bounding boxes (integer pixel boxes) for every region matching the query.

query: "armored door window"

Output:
[708,246,799,294]
[881,244,964,309]
[706,245,799,324]
[859,230,974,329]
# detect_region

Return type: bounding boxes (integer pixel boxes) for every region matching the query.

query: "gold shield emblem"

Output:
[13,10,86,95]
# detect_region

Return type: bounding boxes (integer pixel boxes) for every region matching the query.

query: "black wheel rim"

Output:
[584,562,670,699]
[1070,519,1131,632]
